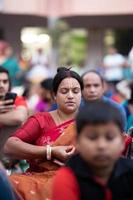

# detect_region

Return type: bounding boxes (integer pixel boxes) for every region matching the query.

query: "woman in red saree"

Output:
[4,67,83,200]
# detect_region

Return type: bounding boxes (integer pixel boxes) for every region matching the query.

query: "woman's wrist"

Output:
[51,146,57,159]
[46,145,52,160]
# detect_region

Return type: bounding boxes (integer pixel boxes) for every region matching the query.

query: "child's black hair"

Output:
[76,100,124,134]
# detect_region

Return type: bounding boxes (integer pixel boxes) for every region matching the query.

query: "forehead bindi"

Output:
[59,78,80,89]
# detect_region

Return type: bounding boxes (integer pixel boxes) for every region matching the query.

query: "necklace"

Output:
[56,109,75,125]
[56,110,65,125]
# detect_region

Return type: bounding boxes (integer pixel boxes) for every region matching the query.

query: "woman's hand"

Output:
[52,145,75,162]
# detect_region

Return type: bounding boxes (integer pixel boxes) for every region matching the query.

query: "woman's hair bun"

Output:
[53,66,83,94]
[57,67,69,73]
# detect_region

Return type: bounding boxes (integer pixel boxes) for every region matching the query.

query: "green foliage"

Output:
[48,20,69,47]
[48,19,88,66]
[59,29,88,65]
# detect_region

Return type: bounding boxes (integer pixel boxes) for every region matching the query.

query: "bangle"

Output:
[46,145,52,160]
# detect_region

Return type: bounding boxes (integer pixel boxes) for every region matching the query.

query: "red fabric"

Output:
[13,112,56,144]
[122,134,132,156]
[14,112,74,145]
[36,117,74,146]
[105,189,112,200]
[52,168,112,200]
[13,112,74,171]
[111,95,123,103]
[52,167,80,200]
[14,96,27,108]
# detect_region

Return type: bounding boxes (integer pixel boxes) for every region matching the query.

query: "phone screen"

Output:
[4,92,17,105]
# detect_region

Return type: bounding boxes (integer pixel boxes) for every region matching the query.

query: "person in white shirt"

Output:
[103,46,125,82]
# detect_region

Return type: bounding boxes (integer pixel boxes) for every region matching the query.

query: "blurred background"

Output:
[1,0,133,173]
[0,0,133,113]
[0,0,133,68]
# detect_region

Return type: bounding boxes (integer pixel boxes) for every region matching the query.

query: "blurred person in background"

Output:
[111,80,130,104]
[35,78,57,113]
[128,46,133,76]
[30,47,49,68]
[22,81,40,115]
[0,66,28,174]
[81,70,127,131]
[0,161,20,200]
[0,40,22,87]
[26,47,51,84]
[103,46,125,84]
[4,67,83,200]
[123,81,133,129]
[0,66,28,127]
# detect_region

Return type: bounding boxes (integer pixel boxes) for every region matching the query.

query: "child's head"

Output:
[76,100,125,170]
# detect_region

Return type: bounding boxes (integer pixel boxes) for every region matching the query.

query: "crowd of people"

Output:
[0,39,133,199]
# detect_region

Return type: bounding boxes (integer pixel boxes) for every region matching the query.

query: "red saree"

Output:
[9,112,77,200]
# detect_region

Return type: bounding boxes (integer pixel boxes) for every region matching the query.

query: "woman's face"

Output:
[56,77,81,114]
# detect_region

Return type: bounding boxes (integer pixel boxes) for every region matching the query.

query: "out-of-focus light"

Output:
[37,34,50,43]
[21,33,37,44]
[21,33,50,44]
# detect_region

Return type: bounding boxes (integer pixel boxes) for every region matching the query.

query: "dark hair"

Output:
[0,66,9,75]
[53,67,83,94]
[76,100,124,134]
[40,78,53,91]
[0,66,11,90]
[82,70,104,85]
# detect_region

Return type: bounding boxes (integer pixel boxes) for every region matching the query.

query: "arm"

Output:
[0,106,28,126]
[3,115,75,161]
[3,115,46,159]
[52,167,80,200]
[0,95,28,126]
[4,136,47,160]
[4,136,75,161]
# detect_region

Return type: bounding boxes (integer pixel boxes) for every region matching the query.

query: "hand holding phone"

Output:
[4,92,17,105]
[0,92,17,113]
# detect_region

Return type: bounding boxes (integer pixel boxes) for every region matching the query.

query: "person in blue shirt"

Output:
[81,70,127,131]
[0,162,19,200]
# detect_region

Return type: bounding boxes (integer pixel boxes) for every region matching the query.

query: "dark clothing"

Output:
[0,170,17,200]
[66,154,133,200]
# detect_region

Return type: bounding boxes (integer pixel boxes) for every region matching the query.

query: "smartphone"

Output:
[4,92,17,105]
